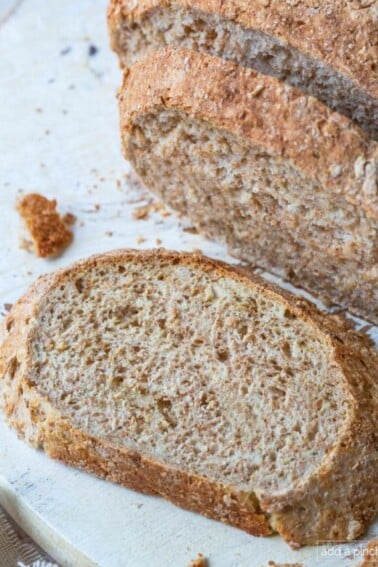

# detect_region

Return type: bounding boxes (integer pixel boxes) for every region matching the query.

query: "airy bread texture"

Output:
[1,249,378,548]
[108,0,378,139]
[119,48,378,324]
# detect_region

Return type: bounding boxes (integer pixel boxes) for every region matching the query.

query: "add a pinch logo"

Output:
[316,539,378,565]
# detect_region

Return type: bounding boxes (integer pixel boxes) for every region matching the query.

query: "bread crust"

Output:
[119,48,378,220]
[108,0,378,99]
[1,249,378,547]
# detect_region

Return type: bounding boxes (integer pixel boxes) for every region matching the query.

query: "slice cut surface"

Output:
[30,253,348,492]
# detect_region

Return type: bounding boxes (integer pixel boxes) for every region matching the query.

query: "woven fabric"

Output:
[0,506,58,567]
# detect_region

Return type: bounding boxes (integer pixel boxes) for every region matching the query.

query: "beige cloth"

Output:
[0,505,58,567]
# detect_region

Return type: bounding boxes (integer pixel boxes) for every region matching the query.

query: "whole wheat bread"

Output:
[118,48,378,324]
[108,0,378,139]
[1,249,378,547]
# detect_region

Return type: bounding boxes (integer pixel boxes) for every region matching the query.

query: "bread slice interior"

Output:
[28,252,349,496]
[124,108,376,321]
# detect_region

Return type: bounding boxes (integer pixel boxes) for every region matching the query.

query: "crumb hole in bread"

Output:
[216,350,229,362]
[75,278,85,293]
[283,309,296,319]
[238,324,248,338]
[7,357,19,380]
[281,342,292,357]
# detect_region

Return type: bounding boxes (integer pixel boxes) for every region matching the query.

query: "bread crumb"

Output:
[62,212,76,226]
[133,205,151,220]
[267,562,303,567]
[188,553,208,567]
[132,200,171,221]
[105,231,113,237]
[183,226,199,234]
[17,193,73,258]
[155,201,171,217]
[155,238,162,245]
[136,236,146,244]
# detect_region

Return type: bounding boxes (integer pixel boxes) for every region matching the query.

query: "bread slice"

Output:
[1,248,378,548]
[108,0,378,140]
[118,48,378,324]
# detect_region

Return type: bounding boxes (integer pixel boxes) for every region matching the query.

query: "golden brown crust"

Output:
[108,0,378,98]
[49,429,271,537]
[17,193,73,258]
[1,249,378,548]
[118,48,378,219]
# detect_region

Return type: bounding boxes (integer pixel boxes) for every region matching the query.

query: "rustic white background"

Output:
[0,1,377,565]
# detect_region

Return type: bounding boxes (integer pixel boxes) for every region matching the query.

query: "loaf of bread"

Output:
[118,48,378,324]
[1,249,378,547]
[108,0,378,139]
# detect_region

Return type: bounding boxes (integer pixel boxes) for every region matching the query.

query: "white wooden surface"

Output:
[0,1,377,565]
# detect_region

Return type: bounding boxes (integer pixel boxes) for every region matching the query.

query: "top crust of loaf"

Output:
[108,0,378,98]
[119,48,378,219]
[1,248,378,547]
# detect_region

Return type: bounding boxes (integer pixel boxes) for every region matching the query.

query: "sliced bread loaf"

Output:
[1,249,378,547]
[108,0,378,139]
[118,48,378,324]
